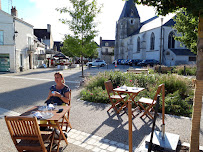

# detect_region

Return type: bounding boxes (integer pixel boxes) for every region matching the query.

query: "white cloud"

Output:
[23,0,156,43]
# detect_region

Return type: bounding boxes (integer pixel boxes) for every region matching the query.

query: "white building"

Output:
[115,0,196,66]
[0,6,35,72]
[99,37,115,64]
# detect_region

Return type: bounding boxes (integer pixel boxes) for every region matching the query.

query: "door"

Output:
[0,54,10,72]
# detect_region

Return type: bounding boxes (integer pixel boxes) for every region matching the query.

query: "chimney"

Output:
[100,37,102,48]
[47,24,51,33]
[11,6,18,17]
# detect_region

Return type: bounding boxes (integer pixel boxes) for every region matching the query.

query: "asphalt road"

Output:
[0,66,202,152]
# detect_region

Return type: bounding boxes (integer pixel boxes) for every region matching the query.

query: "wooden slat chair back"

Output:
[58,89,72,132]
[64,89,72,131]
[105,81,114,98]
[5,116,52,152]
[138,84,164,119]
[104,80,126,113]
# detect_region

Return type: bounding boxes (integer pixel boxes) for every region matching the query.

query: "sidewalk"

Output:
[0,68,202,152]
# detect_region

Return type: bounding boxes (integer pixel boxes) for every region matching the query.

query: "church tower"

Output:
[115,0,140,59]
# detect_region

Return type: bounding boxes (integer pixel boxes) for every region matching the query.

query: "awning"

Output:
[53,52,69,59]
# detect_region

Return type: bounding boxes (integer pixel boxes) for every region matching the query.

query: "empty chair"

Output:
[138,84,164,119]
[104,80,126,113]
[5,116,54,152]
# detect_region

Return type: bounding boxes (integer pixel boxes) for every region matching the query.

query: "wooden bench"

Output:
[126,68,149,74]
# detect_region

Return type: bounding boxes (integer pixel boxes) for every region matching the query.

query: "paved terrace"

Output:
[0,67,202,152]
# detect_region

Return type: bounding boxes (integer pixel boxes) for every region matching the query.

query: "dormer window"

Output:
[105,42,108,46]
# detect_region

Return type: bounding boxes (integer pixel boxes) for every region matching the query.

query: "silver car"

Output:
[86,60,106,67]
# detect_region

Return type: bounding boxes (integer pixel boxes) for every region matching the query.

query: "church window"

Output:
[137,37,140,52]
[168,31,175,49]
[0,31,4,45]
[131,19,134,24]
[150,33,155,50]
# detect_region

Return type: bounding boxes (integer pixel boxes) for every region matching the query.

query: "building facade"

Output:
[0,7,35,72]
[114,0,196,66]
[99,37,115,64]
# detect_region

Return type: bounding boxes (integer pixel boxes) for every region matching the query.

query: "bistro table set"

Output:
[5,104,71,152]
[105,80,165,152]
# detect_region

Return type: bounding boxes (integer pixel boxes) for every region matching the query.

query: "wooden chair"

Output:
[105,80,126,113]
[60,89,72,132]
[5,116,54,152]
[138,84,164,119]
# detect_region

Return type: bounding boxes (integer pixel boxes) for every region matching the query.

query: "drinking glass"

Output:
[53,103,58,110]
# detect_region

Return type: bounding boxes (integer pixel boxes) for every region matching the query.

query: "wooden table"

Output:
[113,87,145,152]
[20,105,71,152]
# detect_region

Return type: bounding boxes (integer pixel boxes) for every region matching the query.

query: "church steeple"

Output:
[115,0,141,59]
[119,0,140,20]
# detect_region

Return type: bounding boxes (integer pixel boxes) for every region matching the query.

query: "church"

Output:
[114,0,196,66]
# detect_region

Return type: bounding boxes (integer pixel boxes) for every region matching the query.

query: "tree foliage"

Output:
[173,8,198,54]
[134,0,202,17]
[61,34,98,58]
[56,0,101,58]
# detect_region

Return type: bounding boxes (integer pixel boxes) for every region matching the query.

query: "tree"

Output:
[134,0,203,151]
[57,0,101,77]
[173,8,198,54]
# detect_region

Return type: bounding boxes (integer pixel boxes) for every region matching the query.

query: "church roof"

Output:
[119,0,140,20]
[130,13,176,36]
[170,49,196,56]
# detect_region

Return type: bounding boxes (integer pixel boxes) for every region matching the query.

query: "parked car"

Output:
[121,59,127,65]
[137,59,160,66]
[112,60,116,64]
[117,59,123,65]
[124,59,131,65]
[86,60,106,67]
[128,59,143,66]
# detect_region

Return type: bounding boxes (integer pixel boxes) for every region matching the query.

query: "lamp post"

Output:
[14,30,18,72]
[160,18,163,64]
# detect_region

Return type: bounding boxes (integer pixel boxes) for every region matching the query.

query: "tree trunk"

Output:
[190,14,203,152]
[81,55,84,77]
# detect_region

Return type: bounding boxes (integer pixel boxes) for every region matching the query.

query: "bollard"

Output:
[184,65,186,75]
[115,60,117,68]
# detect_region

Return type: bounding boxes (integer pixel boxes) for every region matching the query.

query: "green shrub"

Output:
[164,91,192,117]
[80,87,109,103]
[80,71,194,117]
[173,65,196,76]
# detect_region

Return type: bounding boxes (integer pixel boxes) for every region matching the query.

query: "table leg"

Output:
[56,121,68,144]
[128,100,133,152]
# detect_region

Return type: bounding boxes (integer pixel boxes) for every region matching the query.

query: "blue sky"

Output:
[1,0,156,43]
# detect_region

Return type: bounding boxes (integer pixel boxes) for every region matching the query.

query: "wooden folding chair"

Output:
[58,89,72,133]
[105,80,126,113]
[5,116,54,152]
[138,84,164,119]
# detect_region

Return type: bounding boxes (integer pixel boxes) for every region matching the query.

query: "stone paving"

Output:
[0,67,202,152]
[0,107,134,152]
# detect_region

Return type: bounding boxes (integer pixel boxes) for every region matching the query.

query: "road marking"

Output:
[0,107,135,152]
[0,75,79,84]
